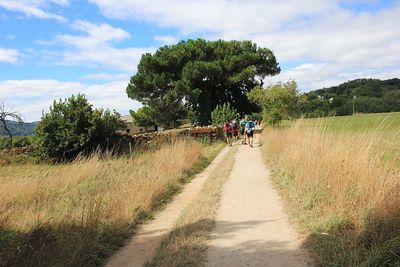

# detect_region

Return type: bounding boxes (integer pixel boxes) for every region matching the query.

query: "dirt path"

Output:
[106,146,230,267]
[107,132,312,267]
[206,134,313,267]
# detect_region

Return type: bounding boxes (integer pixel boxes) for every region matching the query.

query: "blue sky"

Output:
[0,0,399,121]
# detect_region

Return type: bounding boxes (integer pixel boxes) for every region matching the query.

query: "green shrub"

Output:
[211,103,238,125]
[247,81,300,125]
[12,136,32,147]
[250,112,263,121]
[0,137,11,149]
[0,136,37,149]
[35,94,125,161]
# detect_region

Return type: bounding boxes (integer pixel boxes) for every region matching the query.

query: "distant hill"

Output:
[300,78,400,117]
[0,120,38,136]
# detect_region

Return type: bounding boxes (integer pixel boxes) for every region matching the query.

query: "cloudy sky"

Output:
[1,0,399,121]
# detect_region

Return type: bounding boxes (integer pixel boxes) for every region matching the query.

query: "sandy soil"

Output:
[106,146,230,267]
[206,134,313,267]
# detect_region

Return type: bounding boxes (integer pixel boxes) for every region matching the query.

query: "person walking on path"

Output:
[232,118,239,142]
[245,118,255,147]
[239,116,247,145]
[224,119,233,147]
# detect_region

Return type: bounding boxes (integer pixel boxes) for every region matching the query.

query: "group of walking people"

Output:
[223,116,257,148]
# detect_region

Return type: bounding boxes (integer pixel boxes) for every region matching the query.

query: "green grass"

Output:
[301,112,400,165]
[301,112,400,134]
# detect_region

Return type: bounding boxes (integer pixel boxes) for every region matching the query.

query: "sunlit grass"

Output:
[0,140,224,266]
[262,118,400,266]
[301,112,400,133]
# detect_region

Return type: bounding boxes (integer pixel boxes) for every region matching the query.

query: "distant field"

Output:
[302,112,400,133]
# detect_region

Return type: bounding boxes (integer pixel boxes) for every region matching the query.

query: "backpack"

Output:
[249,121,255,128]
[224,122,231,133]
[240,120,247,129]
[232,121,238,130]
[246,120,255,131]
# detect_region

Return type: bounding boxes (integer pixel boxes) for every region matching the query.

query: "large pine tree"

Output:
[127,39,280,125]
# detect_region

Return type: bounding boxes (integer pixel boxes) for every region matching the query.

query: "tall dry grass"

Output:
[0,139,219,266]
[262,119,400,265]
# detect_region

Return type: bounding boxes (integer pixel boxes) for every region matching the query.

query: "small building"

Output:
[121,115,156,134]
[121,115,178,135]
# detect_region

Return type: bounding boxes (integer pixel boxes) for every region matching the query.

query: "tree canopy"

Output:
[127,39,280,125]
[130,106,156,127]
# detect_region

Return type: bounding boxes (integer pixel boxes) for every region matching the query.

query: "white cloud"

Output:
[61,46,151,72]
[154,35,178,45]
[0,48,19,63]
[42,20,153,71]
[89,0,335,35]
[57,20,131,48]
[0,0,67,22]
[89,0,400,90]
[265,63,400,91]
[265,63,344,90]
[80,73,130,81]
[0,79,141,121]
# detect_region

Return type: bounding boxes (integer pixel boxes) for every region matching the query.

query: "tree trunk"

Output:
[0,119,12,144]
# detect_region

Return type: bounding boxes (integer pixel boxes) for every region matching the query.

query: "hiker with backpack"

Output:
[224,119,233,147]
[245,117,255,147]
[231,118,239,141]
[239,116,247,145]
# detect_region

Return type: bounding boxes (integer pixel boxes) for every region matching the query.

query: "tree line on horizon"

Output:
[247,78,400,125]
[300,78,400,117]
[3,77,398,136]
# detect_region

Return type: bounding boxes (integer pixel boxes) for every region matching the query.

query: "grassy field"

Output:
[262,113,400,266]
[0,139,224,266]
[301,112,400,133]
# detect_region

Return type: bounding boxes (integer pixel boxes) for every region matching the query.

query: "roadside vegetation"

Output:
[262,114,400,266]
[0,135,36,150]
[211,102,238,125]
[35,94,125,161]
[0,139,224,266]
